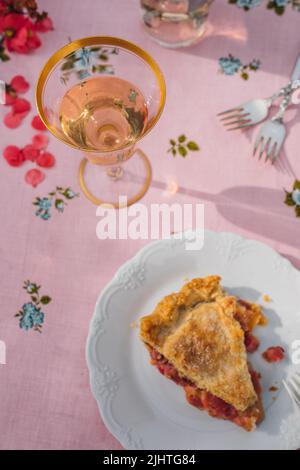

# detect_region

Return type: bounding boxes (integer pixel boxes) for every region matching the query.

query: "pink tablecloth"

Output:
[0,0,300,450]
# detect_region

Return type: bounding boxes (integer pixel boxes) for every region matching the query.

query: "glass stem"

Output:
[106,166,124,181]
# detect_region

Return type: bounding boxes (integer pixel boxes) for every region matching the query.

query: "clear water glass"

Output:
[140,0,214,48]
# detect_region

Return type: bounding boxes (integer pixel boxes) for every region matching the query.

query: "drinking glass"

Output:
[140,0,214,48]
[36,37,166,208]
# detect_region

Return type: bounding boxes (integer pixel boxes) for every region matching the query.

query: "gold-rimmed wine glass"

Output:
[36,36,166,208]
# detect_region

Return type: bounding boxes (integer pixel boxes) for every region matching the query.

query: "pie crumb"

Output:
[263,295,272,303]
[269,386,278,392]
[130,320,138,329]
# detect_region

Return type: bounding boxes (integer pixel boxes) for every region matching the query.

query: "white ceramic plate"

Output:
[86,231,300,450]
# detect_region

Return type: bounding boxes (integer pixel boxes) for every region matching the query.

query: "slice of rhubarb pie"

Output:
[140,276,267,432]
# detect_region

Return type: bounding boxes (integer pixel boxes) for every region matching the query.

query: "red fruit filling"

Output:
[146,298,266,432]
[149,348,264,432]
[244,332,260,353]
[262,347,285,363]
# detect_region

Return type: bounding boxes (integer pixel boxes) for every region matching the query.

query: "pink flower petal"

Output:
[36,151,55,168]
[10,75,30,94]
[15,110,30,119]
[3,145,25,167]
[31,115,47,131]
[34,16,54,32]
[32,133,49,150]
[25,169,45,188]
[4,92,17,106]
[4,112,23,128]
[22,144,40,162]
[12,98,31,115]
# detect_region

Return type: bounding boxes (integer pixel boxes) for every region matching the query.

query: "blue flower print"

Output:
[292,189,300,205]
[19,313,34,331]
[71,48,92,79]
[78,70,91,80]
[19,303,44,330]
[284,181,300,217]
[35,197,52,220]
[33,187,78,221]
[236,0,262,8]
[64,188,77,199]
[249,59,261,70]
[24,282,36,294]
[60,46,118,84]
[23,302,38,316]
[38,198,52,211]
[31,310,44,326]
[76,48,91,69]
[274,0,289,6]
[219,54,262,80]
[55,201,64,213]
[230,0,300,14]
[40,212,51,220]
[16,283,51,333]
[219,55,242,75]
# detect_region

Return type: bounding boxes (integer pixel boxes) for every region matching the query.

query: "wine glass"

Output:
[36,36,166,208]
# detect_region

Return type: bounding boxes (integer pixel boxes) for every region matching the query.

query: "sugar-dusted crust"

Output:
[140,276,258,412]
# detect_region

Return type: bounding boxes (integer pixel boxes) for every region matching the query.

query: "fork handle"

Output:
[291,54,300,81]
[272,94,291,121]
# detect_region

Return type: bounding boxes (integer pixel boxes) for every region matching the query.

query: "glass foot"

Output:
[79,149,152,208]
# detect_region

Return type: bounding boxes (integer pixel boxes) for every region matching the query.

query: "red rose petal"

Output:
[3,145,25,167]
[22,144,40,162]
[4,92,17,106]
[3,145,21,160]
[15,111,30,119]
[31,115,47,131]
[4,112,23,128]
[25,169,45,188]
[12,98,31,115]
[34,16,54,32]
[36,151,55,168]
[10,75,30,94]
[32,133,49,150]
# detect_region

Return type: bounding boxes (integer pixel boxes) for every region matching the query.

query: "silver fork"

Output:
[218,53,300,131]
[252,95,291,163]
[283,371,300,409]
[217,92,282,131]
[253,80,300,163]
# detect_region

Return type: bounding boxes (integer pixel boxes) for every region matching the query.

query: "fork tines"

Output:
[253,134,279,163]
[283,372,300,407]
[217,108,251,131]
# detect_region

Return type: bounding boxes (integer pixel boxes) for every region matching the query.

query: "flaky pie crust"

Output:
[140,276,260,412]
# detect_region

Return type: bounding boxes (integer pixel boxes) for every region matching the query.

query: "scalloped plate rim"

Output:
[86,230,299,450]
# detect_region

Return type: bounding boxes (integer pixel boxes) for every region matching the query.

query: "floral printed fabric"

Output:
[229,0,300,14]
[168,135,200,157]
[285,180,300,217]
[235,0,263,9]
[219,54,261,80]
[33,186,79,220]
[60,46,118,84]
[15,281,52,333]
